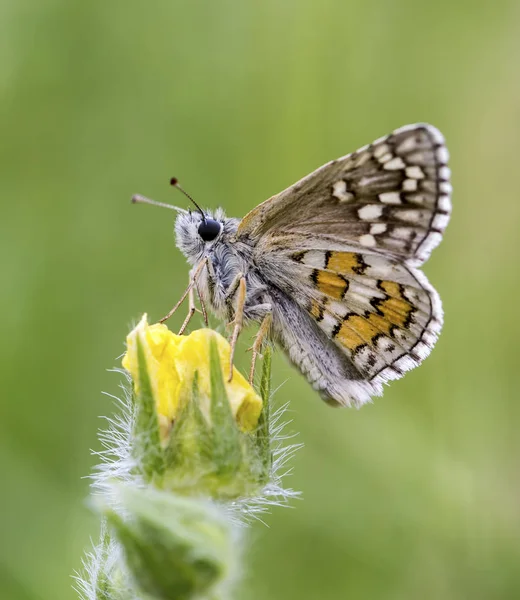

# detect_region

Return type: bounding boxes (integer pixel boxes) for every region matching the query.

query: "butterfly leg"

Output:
[195,283,209,326]
[248,309,272,385]
[178,286,196,335]
[178,281,209,334]
[225,275,247,382]
[159,258,207,323]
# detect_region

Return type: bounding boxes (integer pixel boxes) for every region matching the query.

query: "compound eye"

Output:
[198,218,221,242]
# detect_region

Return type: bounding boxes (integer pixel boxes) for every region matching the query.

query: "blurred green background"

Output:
[2,1,520,599]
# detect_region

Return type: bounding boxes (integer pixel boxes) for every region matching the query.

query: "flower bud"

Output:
[103,484,238,600]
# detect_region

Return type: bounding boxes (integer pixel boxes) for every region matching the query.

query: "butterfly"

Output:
[132,123,451,407]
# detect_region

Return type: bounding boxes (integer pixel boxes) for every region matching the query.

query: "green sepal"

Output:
[256,346,272,481]
[85,521,128,600]
[164,373,214,491]
[131,334,165,483]
[161,337,272,499]
[208,337,242,477]
[92,523,113,600]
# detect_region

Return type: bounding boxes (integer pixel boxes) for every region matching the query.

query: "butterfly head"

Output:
[174,207,240,264]
[132,179,240,265]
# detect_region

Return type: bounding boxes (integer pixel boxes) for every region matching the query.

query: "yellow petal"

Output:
[122,315,181,431]
[122,316,263,442]
[175,329,263,431]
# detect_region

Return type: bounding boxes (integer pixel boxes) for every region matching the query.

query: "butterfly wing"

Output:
[238,123,451,267]
[278,248,440,386]
[252,244,443,406]
[237,124,450,406]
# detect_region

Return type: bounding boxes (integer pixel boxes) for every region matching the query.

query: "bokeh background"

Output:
[2,1,520,599]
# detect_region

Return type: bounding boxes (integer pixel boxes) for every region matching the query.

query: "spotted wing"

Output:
[238,123,451,267]
[280,248,442,387]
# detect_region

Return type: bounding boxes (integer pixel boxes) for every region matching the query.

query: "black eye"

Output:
[198,218,221,242]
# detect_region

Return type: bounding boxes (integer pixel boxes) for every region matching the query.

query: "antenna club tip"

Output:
[131,194,140,204]
[170,177,178,186]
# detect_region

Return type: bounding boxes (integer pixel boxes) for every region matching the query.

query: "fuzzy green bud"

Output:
[103,485,238,600]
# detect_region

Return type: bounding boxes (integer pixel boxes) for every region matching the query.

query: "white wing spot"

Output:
[332,180,354,202]
[301,249,327,269]
[413,341,430,360]
[396,136,418,154]
[439,166,451,180]
[379,192,402,205]
[391,226,413,240]
[405,165,424,179]
[373,143,390,159]
[432,213,450,230]
[378,152,393,164]
[439,181,452,195]
[395,209,424,223]
[384,157,406,170]
[436,146,450,163]
[402,178,418,192]
[358,204,383,220]
[370,223,387,235]
[438,195,451,212]
[359,234,376,247]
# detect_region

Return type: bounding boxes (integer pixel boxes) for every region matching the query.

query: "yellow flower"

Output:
[122,315,262,443]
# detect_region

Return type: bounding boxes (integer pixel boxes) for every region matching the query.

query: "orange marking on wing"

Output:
[336,321,365,350]
[327,252,365,275]
[380,281,400,296]
[384,299,412,321]
[348,316,382,342]
[379,281,413,321]
[332,280,415,352]
[316,271,348,300]
[336,314,392,351]
[365,313,394,334]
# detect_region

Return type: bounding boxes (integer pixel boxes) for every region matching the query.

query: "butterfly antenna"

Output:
[170,177,206,222]
[131,194,186,212]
